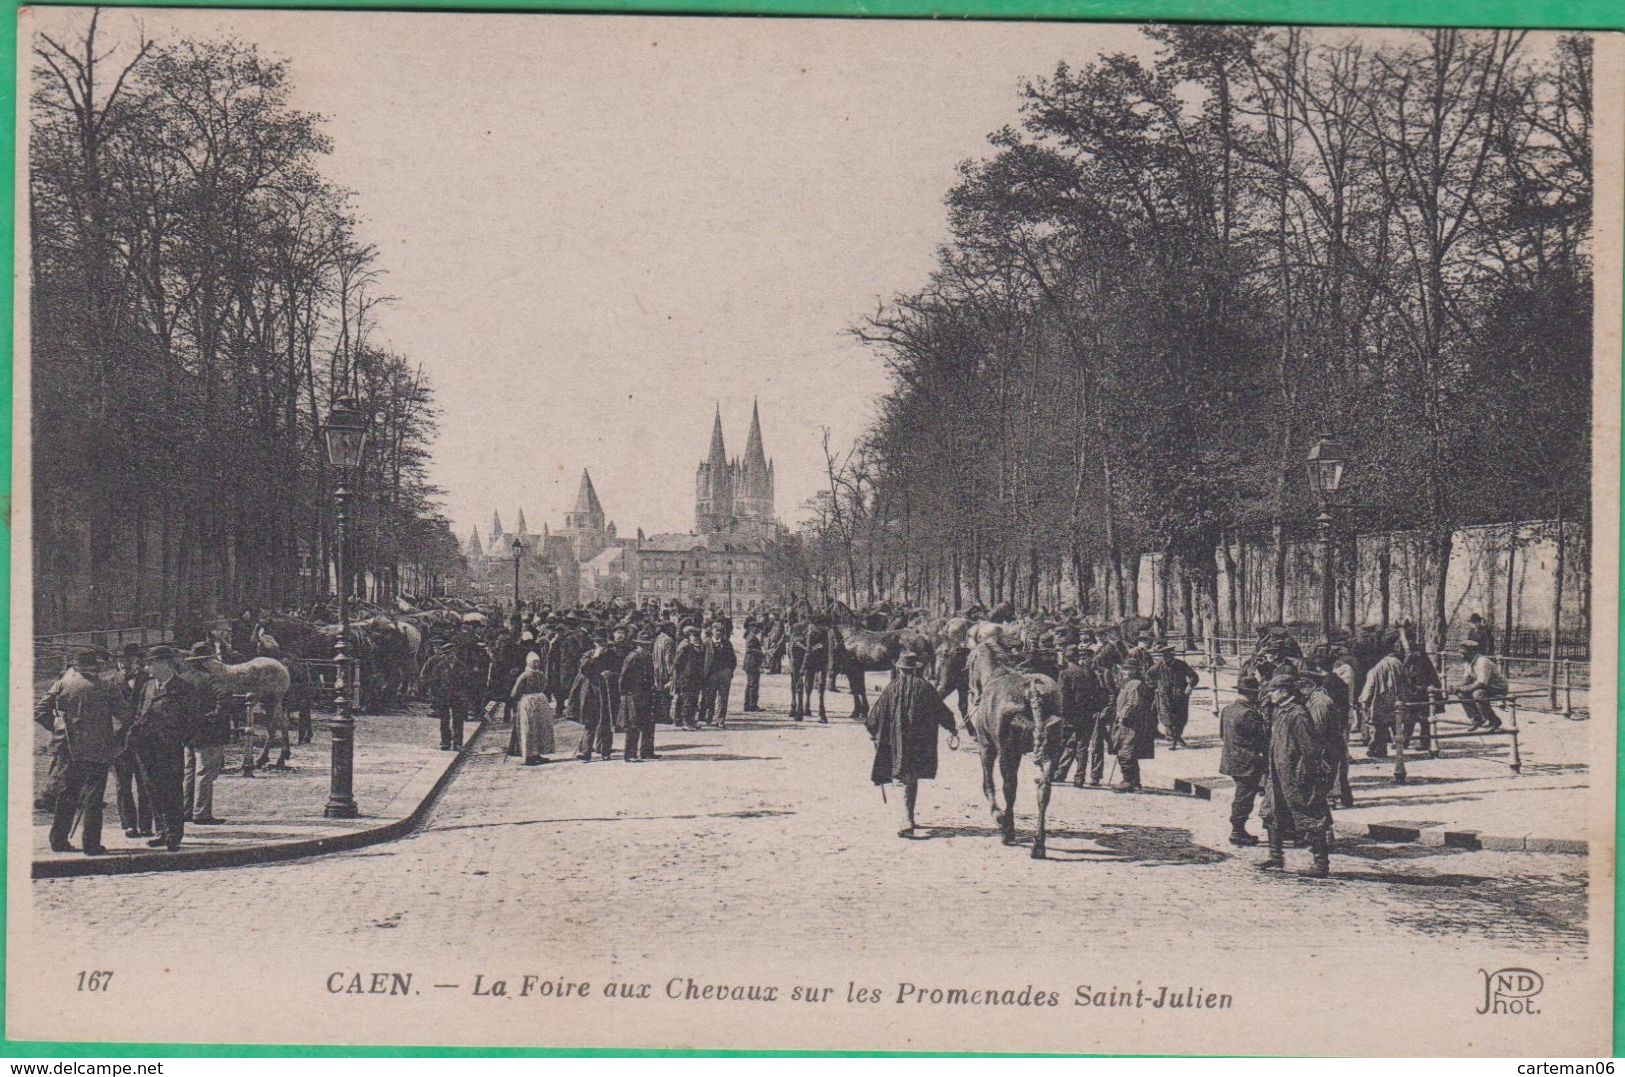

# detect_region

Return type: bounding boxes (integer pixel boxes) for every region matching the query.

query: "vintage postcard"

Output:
[8,6,1620,1054]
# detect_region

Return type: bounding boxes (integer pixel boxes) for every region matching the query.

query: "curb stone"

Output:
[1173,773,1587,856]
[32,721,487,880]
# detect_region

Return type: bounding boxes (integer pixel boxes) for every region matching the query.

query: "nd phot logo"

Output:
[1477,968,1544,1015]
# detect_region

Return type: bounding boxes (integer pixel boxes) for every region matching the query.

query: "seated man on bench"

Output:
[1455,639,1507,732]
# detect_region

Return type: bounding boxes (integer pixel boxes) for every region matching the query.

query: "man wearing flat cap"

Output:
[1257,673,1335,878]
[866,651,959,838]
[35,649,121,854]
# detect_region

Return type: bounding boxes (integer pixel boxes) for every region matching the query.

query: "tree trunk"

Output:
[1504,527,1518,647]
[1123,552,1140,617]
[1378,533,1392,629]
[1547,509,1565,709]
[1345,531,1358,637]
[1429,528,1453,652]
[1222,534,1239,653]
[1180,567,1195,644]
[1270,516,1288,625]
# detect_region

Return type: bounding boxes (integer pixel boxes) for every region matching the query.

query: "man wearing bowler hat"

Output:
[128,645,211,850]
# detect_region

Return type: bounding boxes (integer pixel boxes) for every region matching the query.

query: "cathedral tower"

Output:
[695,406,734,533]
[693,402,776,541]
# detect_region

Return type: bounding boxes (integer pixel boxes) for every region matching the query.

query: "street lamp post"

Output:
[512,538,526,608]
[322,396,369,819]
[1306,434,1346,641]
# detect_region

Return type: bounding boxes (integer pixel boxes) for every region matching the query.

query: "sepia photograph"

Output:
[7,5,1621,1055]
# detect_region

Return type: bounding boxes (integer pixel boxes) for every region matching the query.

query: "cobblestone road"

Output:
[31,670,1590,962]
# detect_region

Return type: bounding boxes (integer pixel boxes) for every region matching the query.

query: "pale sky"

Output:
[31,8,1156,540]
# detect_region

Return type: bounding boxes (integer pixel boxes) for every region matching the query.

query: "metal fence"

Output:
[1195,635,1587,717]
[32,618,235,680]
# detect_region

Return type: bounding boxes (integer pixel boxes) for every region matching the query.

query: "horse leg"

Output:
[1031,754,1053,860]
[817,669,827,722]
[979,739,1001,826]
[254,699,271,769]
[1000,750,1021,845]
[272,697,291,767]
[850,671,865,721]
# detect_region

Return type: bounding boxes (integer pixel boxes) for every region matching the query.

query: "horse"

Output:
[969,647,1062,858]
[824,624,934,721]
[191,653,294,770]
[788,622,825,721]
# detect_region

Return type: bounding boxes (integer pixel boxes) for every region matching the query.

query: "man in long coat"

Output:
[619,631,658,762]
[651,622,676,725]
[700,622,737,729]
[1148,645,1201,749]
[1218,674,1269,846]
[571,633,618,761]
[764,616,786,675]
[865,651,959,837]
[420,643,459,751]
[673,626,705,730]
[128,646,211,851]
[1307,669,1354,808]
[1109,656,1157,793]
[1258,673,1335,878]
[550,620,588,709]
[1057,645,1110,787]
[742,629,764,712]
[35,650,121,855]
[113,643,154,837]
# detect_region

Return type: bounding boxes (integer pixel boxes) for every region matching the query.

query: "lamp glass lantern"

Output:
[323,396,370,471]
[1306,434,1346,499]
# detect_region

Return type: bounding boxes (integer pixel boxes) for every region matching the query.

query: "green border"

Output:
[1,0,1621,1058]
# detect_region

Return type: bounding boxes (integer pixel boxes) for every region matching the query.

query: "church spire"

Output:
[745,397,767,471]
[466,528,484,560]
[574,469,604,517]
[708,404,728,470]
[516,508,528,535]
[488,511,504,544]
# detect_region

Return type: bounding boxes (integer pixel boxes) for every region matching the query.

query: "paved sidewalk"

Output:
[1152,659,1592,854]
[32,705,483,877]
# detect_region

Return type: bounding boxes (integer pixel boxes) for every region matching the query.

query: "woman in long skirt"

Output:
[510,653,556,765]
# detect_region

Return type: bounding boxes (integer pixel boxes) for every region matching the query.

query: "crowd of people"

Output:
[35,641,244,856]
[862,611,1512,879]
[417,599,796,766]
[34,588,1512,880]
